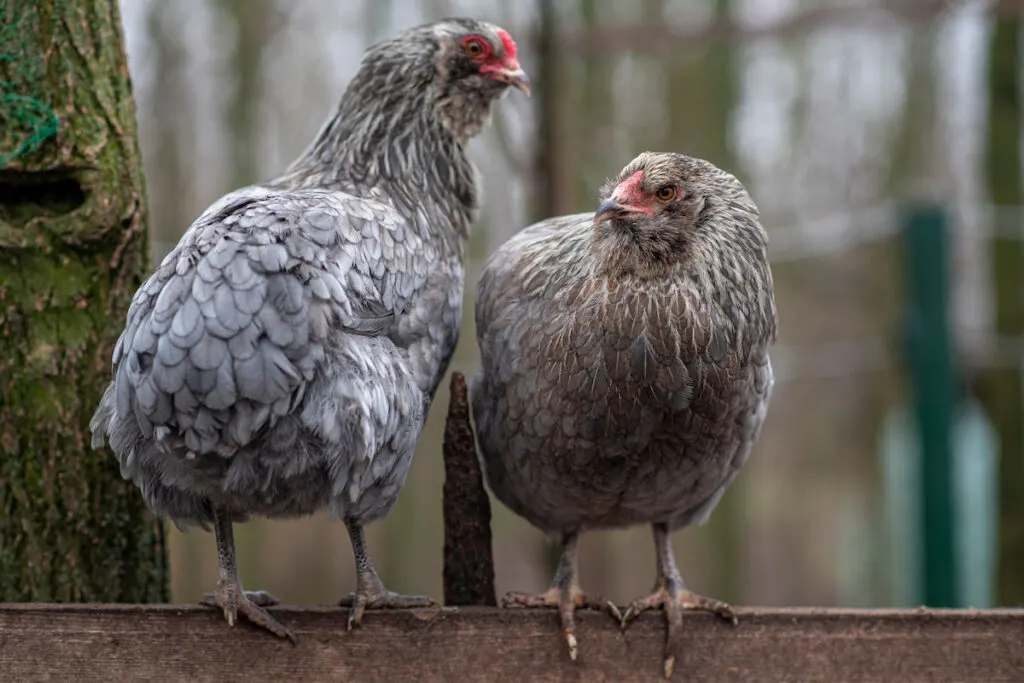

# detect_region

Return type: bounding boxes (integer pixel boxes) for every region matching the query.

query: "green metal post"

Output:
[902,203,959,607]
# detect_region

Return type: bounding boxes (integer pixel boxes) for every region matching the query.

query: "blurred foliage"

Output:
[981,4,1024,607]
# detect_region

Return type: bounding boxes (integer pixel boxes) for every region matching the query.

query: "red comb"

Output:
[497,29,518,62]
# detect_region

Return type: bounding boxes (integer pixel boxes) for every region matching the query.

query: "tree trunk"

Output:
[143,2,195,265]
[531,0,572,224]
[981,3,1024,607]
[217,0,277,189]
[0,0,169,602]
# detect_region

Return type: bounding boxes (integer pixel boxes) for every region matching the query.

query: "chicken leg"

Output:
[337,518,436,630]
[621,522,738,678]
[502,530,622,662]
[199,506,295,642]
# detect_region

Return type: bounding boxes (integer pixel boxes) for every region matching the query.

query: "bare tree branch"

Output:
[560,0,996,57]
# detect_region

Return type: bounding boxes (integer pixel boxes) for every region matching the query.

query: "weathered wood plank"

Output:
[0,605,1021,682]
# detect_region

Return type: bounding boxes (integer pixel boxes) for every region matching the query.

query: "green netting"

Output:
[0,2,59,166]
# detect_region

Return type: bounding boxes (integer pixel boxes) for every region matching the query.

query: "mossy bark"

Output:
[0,0,169,601]
[981,7,1024,607]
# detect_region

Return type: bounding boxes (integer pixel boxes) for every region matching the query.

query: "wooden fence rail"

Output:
[0,604,1021,682]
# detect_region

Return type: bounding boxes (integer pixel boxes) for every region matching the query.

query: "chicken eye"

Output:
[656,186,676,201]
[465,39,484,57]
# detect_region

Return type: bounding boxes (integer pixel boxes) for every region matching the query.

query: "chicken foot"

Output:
[338,518,437,630]
[502,529,622,662]
[199,506,295,642]
[621,522,737,679]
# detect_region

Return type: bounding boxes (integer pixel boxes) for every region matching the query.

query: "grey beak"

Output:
[594,198,630,224]
[499,67,531,96]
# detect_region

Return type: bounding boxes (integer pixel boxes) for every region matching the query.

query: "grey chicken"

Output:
[471,152,776,676]
[90,18,529,640]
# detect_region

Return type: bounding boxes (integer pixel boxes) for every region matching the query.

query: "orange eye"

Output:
[656,186,676,201]
[465,39,484,57]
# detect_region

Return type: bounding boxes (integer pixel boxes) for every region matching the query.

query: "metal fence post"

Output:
[902,203,959,607]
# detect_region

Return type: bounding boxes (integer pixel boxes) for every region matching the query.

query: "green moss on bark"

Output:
[0,0,168,602]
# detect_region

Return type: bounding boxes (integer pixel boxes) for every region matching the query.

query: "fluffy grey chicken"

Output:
[90,18,529,640]
[471,152,776,676]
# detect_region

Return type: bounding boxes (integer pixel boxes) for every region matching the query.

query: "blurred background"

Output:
[117,0,1024,610]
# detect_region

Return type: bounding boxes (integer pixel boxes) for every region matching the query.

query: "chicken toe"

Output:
[503,584,621,662]
[200,582,294,642]
[500,530,620,662]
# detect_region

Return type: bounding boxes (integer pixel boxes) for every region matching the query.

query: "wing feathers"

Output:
[94,188,425,461]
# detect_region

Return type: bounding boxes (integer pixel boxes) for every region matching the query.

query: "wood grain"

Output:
[442,371,496,607]
[0,604,1021,682]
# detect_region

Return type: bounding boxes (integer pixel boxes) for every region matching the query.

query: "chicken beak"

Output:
[594,198,635,224]
[497,66,531,96]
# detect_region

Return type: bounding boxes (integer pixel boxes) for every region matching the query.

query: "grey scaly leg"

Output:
[621,522,737,678]
[199,506,294,642]
[338,517,436,630]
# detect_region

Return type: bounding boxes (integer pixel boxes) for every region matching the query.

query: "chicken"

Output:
[89,18,529,641]
[471,152,776,676]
